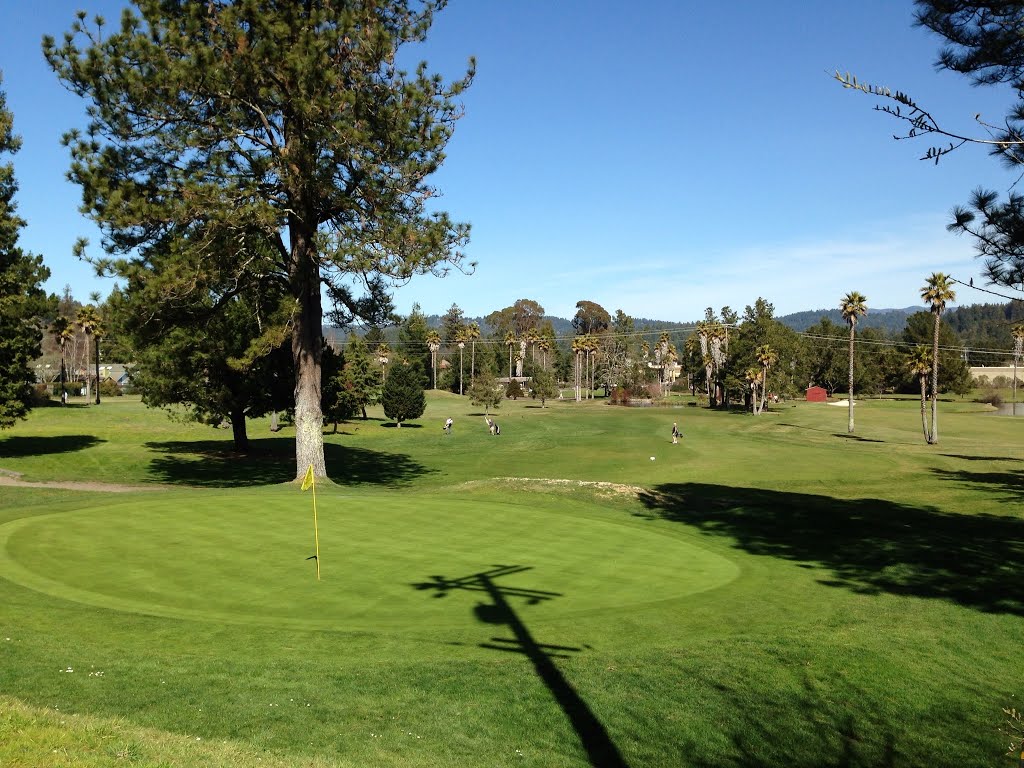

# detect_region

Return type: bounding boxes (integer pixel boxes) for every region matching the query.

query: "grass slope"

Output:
[0,394,1022,767]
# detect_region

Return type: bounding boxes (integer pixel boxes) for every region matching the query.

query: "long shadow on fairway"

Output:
[931,466,1024,501]
[414,566,629,768]
[0,434,103,459]
[940,453,1024,463]
[637,483,1024,616]
[833,433,885,443]
[144,439,433,487]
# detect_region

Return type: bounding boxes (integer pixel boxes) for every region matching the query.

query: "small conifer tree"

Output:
[381,360,426,427]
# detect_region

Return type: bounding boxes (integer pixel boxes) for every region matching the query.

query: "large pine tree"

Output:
[0,74,53,428]
[45,1,473,479]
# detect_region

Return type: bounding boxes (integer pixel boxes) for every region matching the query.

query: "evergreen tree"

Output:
[0,75,53,428]
[530,369,558,407]
[399,304,431,388]
[468,369,502,414]
[381,359,425,427]
[107,273,294,452]
[337,333,379,420]
[841,3,1024,290]
[321,343,353,433]
[45,1,474,479]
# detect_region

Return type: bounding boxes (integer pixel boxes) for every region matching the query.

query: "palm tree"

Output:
[51,317,74,405]
[839,291,868,433]
[504,332,516,379]
[571,335,584,401]
[537,336,551,371]
[525,327,540,365]
[921,273,956,444]
[582,334,596,399]
[906,346,932,443]
[92,319,105,404]
[376,343,390,384]
[755,344,778,414]
[745,367,763,413]
[1013,324,1024,416]
[456,330,466,396]
[465,322,480,382]
[76,305,101,403]
[426,330,441,389]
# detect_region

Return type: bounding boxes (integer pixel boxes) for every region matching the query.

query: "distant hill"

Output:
[777,307,919,334]
[329,303,1020,350]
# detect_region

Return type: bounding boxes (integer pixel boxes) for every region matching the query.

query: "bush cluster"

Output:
[975,390,1003,407]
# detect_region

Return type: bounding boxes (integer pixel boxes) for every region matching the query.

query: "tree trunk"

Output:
[848,325,855,433]
[930,312,940,444]
[1014,353,1019,417]
[289,220,326,480]
[94,337,102,405]
[230,407,249,453]
[920,375,929,443]
[82,335,91,402]
[60,352,67,405]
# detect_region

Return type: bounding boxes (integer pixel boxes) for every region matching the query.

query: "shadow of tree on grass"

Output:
[931,466,1024,502]
[832,433,885,443]
[940,453,1024,463]
[0,435,103,459]
[143,438,434,488]
[637,483,1024,616]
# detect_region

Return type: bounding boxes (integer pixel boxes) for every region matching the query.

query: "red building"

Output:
[805,386,827,402]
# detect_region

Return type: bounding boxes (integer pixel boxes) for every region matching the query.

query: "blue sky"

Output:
[1,1,1017,322]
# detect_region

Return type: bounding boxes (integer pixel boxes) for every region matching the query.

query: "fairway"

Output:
[2,396,1023,768]
[0,488,738,630]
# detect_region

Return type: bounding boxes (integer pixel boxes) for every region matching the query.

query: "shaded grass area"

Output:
[142,440,434,487]
[637,482,1024,615]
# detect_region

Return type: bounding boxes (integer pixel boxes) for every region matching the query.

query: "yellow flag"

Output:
[300,464,314,491]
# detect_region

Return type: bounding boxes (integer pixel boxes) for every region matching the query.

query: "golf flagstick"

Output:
[301,464,321,580]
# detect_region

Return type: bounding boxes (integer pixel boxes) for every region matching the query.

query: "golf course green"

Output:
[0,490,738,628]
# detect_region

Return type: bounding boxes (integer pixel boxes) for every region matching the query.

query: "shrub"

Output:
[29,384,51,406]
[976,390,1003,407]
[99,379,123,397]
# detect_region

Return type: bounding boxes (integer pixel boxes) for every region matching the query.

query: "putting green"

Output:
[0,491,738,630]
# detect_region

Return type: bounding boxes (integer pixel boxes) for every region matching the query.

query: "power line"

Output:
[950,275,1024,304]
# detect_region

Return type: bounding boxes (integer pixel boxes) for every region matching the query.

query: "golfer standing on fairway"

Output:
[671,422,680,444]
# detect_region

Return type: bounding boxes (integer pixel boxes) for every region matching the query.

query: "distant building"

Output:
[970,366,1019,382]
[805,386,827,403]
